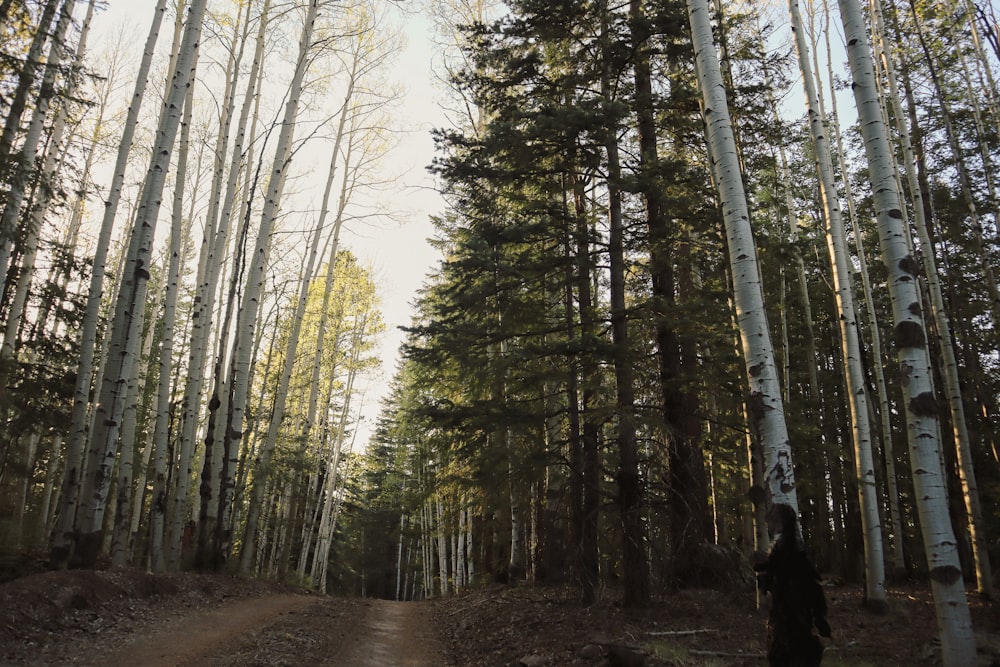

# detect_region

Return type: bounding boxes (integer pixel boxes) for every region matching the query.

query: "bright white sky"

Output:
[90,1,447,447]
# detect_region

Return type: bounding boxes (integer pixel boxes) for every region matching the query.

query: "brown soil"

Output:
[0,569,997,666]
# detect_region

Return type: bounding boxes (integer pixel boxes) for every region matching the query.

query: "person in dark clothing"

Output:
[754,503,831,666]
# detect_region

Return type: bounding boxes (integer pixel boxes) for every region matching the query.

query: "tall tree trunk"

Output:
[288,48,361,576]
[50,0,168,569]
[599,20,648,607]
[687,0,798,511]
[902,0,994,600]
[231,0,322,574]
[47,0,169,569]
[0,0,60,259]
[186,0,251,569]
[73,0,206,569]
[786,0,887,610]
[570,171,600,604]
[838,0,976,661]
[0,0,77,331]
[629,0,709,585]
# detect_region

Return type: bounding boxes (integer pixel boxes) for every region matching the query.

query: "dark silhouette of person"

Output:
[754,503,831,666]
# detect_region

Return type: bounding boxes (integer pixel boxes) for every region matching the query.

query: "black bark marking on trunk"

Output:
[908,391,938,417]
[894,320,925,348]
[898,255,921,277]
[929,564,962,584]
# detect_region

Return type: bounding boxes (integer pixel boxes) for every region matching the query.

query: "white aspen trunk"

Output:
[289,59,358,576]
[0,0,59,191]
[297,355,341,580]
[108,376,138,567]
[236,196,324,571]
[11,433,39,549]
[229,306,282,549]
[862,0,916,574]
[687,0,797,509]
[310,328,364,587]
[234,0,323,574]
[109,275,164,567]
[403,554,410,601]
[113,58,197,568]
[839,0,977,661]
[129,426,154,554]
[72,0,205,568]
[425,509,433,597]
[507,449,523,580]
[167,0,255,571]
[396,512,406,600]
[457,504,466,590]
[911,17,1000,335]
[314,443,357,592]
[297,469,321,579]
[467,506,475,585]
[879,0,992,597]
[40,436,63,543]
[51,0,168,568]
[452,530,460,588]
[1,0,94,365]
[179,0,248,566]
[788,0,886,608]
[949,12,1000,229]
[962,0,1000,140]
[148,89,200,573]
[437,497,449,596]
[321,455,355,592]
[756,8,817,407]
[421,480,431,597]
[0,0,76,300]
[35,76,106,334]
[308,410,348,586]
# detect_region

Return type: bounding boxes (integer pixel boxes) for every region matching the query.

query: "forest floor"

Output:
[0,567,998,666]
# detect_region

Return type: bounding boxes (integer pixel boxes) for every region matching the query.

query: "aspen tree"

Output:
[0,0,60,229]
[235,0,324,573]
[109,276,162,567]
[297,338,342,578]
[312,334,366,588]
[868,0,982,581]
[947,9,1000,229]
[838,0,976,661]
[33,23,125,337]
[816,0,904,575]
[907,5,1000,338]
[786,0,887,609]
[898,1,995,599]
[596,0,649,608]
[3,0,95,363]
[687,0,798,510]
[71,0,207,568]
[50,0,169,568]
[236,198,326,570]
[168,0,268,568]
[188,0,251,565]
[0,0,78,333]
[285,1,402,574]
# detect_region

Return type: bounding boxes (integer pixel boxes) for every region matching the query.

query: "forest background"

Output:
[0,0,997,665]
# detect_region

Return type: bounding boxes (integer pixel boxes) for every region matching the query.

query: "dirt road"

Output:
[66,594,445,666]
[130,595,442,667]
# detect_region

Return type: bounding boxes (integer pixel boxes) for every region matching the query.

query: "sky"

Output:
[90,1,447,447]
